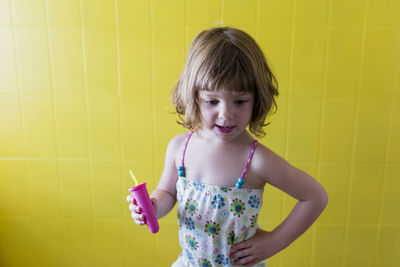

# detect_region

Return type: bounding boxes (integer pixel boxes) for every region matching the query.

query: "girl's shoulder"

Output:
[251,142,294,184]
[166,132,192,163]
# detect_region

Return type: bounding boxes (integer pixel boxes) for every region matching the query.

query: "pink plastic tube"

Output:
[129,182,159,234]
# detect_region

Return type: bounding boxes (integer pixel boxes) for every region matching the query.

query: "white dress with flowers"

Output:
[173,132,266,267]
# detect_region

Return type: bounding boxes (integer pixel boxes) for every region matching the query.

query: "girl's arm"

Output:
[230,146,328,265]
[150,135,183,219]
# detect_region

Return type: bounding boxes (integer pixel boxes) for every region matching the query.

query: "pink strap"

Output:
[240,140,258,179]
[181,131,194,167]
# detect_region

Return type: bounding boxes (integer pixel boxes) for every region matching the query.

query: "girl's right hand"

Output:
[126,194,146,225]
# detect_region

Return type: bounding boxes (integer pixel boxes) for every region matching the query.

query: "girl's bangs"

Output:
[194,46,255,94]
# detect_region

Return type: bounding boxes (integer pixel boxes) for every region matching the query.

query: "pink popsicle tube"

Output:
[129,182,159,234]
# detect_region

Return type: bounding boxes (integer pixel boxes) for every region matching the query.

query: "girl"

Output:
[127,27,328,267]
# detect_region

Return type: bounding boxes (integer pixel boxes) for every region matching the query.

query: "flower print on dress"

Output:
[211,194,225,209]
[184,249,195,265]
[185,235,198,250]
[204,221,220,238]
[215,254,229,266]
[185,217,195,230]
[248,195,261,208]
[221,187,232,193]
[227,231,237,245]
[251,214,258,228]
[181,177,190,190]
[219,209,230,220]
[198,258,212,267]
[185,198,198,216]
[193,181,205,192]
[230,198,246,217]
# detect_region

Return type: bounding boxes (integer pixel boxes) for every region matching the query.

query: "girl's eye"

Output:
[235,100,247,105]
[206,100,219,105]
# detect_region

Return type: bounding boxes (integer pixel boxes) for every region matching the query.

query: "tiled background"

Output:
[1,0,399,266]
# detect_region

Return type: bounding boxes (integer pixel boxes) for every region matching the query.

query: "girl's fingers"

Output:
[131,212,146,223]
[126,195,132,203]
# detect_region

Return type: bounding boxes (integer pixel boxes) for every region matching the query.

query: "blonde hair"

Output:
[171,27,278,137]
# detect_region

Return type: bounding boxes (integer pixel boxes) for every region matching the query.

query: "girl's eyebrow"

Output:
[200,92,252,98]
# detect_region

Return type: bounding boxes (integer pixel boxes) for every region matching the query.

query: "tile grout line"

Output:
[372,21,400,267]
[341,1,370,266]
[79,0,96,263]
[112,1,128,266]
[279,0,296,266]
[310,0,332,266]
[43,0,66,255]
[7,0,34,255]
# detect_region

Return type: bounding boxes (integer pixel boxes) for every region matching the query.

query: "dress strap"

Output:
[236,140,258,189]
[178,131,193,177]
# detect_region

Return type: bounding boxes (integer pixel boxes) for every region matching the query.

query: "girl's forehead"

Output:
[199,90,253,98]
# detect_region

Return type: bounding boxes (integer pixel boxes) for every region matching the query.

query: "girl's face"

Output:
[198,90,254,143]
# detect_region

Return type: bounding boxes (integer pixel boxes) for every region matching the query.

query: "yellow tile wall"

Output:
[0,0,399,266]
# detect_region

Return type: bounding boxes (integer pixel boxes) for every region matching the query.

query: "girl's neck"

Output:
[195,129,254,147]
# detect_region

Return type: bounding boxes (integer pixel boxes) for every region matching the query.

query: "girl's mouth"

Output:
[216,125,235,133]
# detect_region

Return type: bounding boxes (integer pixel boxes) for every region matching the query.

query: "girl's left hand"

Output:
[229,228,282,266]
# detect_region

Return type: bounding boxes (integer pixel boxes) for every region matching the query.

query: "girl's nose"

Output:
[219,103,233,120]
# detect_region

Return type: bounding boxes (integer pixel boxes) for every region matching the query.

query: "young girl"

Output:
[127,27,328,267]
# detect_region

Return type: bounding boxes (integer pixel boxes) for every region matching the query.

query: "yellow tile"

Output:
[0,160,30,217]
[12,0,45,25]
[387,99,400,162]
[0,0,10,24]
[153,26,185,92]
[318,164,351,224]
[326,29,363,97]
[54,95,89,158]
[381,164,400,224]
[47,0,81,25]
[354,98,391,162]
[186,0,220,25]
[259,184,284,224]
[280,226,312,267]
[125,219,157,265]
[344,225,376,266]
[84,26,118,94]
[260,96,288,157]
[49,26,85,94]
[0,219,33,266]
[63,220,95,266]
[29,160,61,218]
[118,25,152,96]
[82,0,115,25]
[223,0,257,26]
[360,29,399,97]
[93,220,125,266]
[155,220,181,266]
[58,161,92,219]
[31,219,64,265]
[349,163,383,224]
[314,225,345,267]
[367,0,400,27]
[21,95,57,158]
[292,28,326,96]
[88,95,121,159]
[0,26,17,92]
[0,95,24,157]
[294,0,329,26]
[287,97,321,162]
[320,97,357,162]
[376,226,400,267]
[395,57,400,97]
[153,94,186,161]
[258,27,291,97]
[259,0,292,26]
[15,26,51,93]
[117,0,150,24]
[330,0,366,26]
[120,95,153,161]
[91,161,123,219]
[152,0,184,25]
